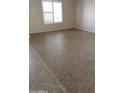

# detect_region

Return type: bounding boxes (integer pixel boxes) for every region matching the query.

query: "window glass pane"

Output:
[53,2,62,22]
[43,13,53,24]
[42,1,52,12]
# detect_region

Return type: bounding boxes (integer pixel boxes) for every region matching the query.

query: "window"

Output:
[42,0,63,24]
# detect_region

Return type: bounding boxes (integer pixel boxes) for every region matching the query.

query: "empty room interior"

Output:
[29,0,95,93]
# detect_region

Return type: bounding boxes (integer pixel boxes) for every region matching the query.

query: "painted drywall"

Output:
[75,0,95,33]
[29,0,75,33]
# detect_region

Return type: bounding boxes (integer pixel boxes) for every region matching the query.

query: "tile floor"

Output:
[29,46,69,93]
[29,29,95,93]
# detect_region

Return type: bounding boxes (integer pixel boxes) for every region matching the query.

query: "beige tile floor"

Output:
[29,29,95,93]
[29,46,69,93]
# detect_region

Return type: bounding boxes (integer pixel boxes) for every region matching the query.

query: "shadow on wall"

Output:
[75,0,95,33]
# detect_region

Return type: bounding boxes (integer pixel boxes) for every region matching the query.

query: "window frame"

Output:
[41,0,63,24]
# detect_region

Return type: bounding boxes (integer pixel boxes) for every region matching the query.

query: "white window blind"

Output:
[42,0,63,24]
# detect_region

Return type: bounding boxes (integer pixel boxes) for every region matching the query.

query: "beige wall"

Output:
[29,0,95,33]
[29,0,75,33]
[75,0,95,33]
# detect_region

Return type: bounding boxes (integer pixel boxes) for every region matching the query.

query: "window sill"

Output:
[44,22,63,25]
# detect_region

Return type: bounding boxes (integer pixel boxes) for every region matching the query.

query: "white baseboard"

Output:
[29,28,75,34]
[29,27,95,34]
[83,28,95,33]
[75,27,95,33]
